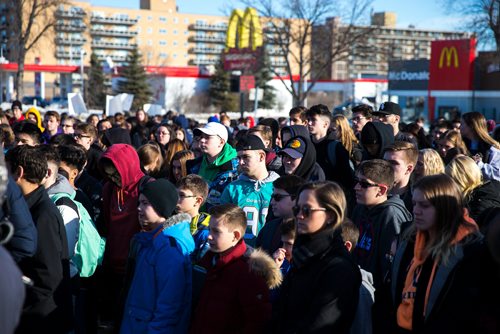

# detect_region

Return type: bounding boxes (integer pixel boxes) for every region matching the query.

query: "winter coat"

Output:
[2,176,37,263]
[272,227,361,333]
[190,240,281,334]
[255,217,282,256]
[100,144,146,274]
[312,131,354,189]
[352,196,413,289]
[466,179,500,230]
[0,245,25,334]
[391,233,484,334]
[121,213,195,334]
[17,185,73,334]
[220,171,280,244]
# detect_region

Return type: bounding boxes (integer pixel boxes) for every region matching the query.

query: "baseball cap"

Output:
[235,135,267,151]
[193,122,228,143]
[279,137,306,159]
[373,102,401,116]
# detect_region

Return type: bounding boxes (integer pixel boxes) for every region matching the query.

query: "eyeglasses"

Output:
[75,133,91,139]
[354,177,387,189]
[271,194,291,202]
[292,205,327,218]
[352,116,366,122]
[178,194,197,199]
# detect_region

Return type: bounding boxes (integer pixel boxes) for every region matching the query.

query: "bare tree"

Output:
[444,0,498,52]
[238,0,373,104]
[7,0,67,99]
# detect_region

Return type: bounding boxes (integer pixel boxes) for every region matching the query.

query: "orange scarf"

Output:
[397,215,477,330]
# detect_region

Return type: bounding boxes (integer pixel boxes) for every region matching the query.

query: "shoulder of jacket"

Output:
[246,248,282,289]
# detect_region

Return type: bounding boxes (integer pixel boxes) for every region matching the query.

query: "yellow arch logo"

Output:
[225,8,263,51]
[438,47,459,68]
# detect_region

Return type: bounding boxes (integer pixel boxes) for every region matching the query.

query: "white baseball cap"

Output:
[193,122,228,143]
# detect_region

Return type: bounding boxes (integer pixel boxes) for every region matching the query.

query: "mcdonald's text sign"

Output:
[223,8,263,72]
[429,39,476,90]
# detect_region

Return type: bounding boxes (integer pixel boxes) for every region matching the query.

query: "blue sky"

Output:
[89,0,464,32]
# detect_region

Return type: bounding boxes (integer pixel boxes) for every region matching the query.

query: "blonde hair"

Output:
[169,150,195,183]
[332,114,358,155]
[441,130,469,155]
[417,149,444,181]
[412,174,478,265]
[445,155,483,200]
[462,112,500,149]
[137,143,163,175]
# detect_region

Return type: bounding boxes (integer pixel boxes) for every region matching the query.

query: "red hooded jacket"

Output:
[101,144,145,274]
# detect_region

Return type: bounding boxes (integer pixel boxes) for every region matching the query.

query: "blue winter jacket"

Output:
[120,213,195,334]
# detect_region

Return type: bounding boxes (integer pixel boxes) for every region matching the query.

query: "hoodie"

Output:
[121,213,195,334]
[352,195,413,289]
[197,143,237,183]
[280,125,310,146]
[360,122,395,160]
[220,171,280,244]
[100,144,145,274]
[279,135,325,182]
[24,107,45,132]
[48,174,80,278]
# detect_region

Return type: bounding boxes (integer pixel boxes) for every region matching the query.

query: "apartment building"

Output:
[315,12,471,80]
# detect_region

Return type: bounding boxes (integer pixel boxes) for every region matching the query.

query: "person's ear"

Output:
[406,163,415,175]
[378,185,388,197]
[344,240,353,253]
[70,168,79,181]
[195,196,203,207]
[233,229,242,243]
[14,165,24,181]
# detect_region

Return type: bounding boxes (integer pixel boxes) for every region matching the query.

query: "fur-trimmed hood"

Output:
[247,248,283,289]
[161,213,194,256]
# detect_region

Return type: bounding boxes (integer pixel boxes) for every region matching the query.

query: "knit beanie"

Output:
[141,179,179,219]
[11,100,22,110]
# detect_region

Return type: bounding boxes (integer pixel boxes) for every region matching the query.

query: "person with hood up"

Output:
[278,136,325,182]
[360,121,395,160]
[220,135,281,246]
[121,179,194,334]
[25,107,45,133]
[280,124,310,147]
[98,143,150,328]
[187,122,239,208]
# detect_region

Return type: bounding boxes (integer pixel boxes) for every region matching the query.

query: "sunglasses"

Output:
[292,205,326,218]
[354,177,387,189]
[271,194,291,202]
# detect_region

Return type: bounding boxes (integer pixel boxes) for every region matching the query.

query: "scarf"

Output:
[397,216,478,330]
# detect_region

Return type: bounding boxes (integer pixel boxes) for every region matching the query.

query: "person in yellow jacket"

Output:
[25,107,45,133]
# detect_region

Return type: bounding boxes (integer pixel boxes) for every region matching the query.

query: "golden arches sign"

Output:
[225,7,263,51]
[438,47,459,68]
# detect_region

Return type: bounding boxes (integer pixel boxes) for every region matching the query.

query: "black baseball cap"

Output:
[278,137,306,159]
[235,135,267,151]
[373,102,401,116]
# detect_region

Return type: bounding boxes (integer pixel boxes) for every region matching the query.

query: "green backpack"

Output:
[50,192,106,277]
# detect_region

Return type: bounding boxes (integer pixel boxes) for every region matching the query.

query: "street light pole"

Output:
[80,49,85,101]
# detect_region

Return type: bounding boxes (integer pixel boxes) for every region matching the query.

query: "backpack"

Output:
[51,192,106,277]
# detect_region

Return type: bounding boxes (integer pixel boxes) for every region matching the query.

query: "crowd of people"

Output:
[0,98,499,334]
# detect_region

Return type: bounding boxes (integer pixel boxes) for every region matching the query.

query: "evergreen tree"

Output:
[115,47,152,111]
[86,53,107,109]
[255,50,276,109]
[209,59,238,112]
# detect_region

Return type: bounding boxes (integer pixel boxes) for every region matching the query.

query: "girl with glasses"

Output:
[272,181,361,333]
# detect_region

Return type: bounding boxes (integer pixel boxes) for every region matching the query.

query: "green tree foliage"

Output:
[255,50,276,109]
[209,60,238,112]
[86,53,107,109]
[115,47,152,111]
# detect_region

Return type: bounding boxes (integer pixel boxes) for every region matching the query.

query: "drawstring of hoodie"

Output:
[117,189,124,212]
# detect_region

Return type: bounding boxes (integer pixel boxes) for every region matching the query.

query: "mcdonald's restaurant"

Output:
[387,38,500,123]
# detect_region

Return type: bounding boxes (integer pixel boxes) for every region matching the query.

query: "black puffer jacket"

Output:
[273,227,361,333]
[467,179,500,230]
